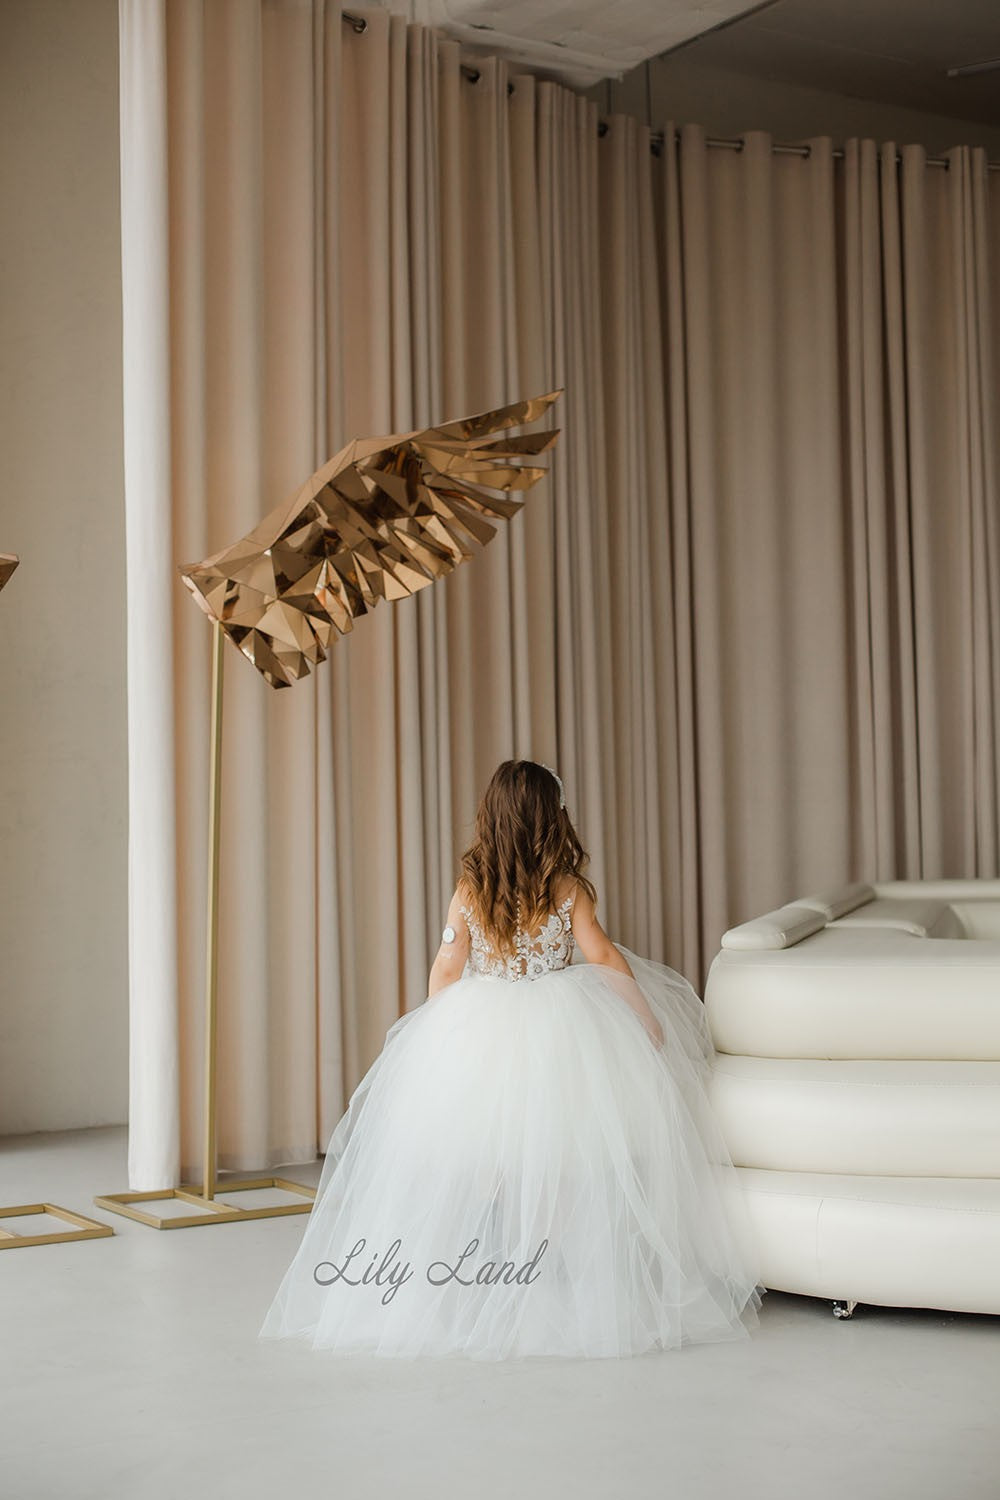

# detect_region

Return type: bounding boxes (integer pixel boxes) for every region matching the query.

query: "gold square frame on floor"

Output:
[0,1201,114,1249]
[93,1176,316,1231]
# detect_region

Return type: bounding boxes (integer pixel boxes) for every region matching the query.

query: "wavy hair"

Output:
[459,759,598,958]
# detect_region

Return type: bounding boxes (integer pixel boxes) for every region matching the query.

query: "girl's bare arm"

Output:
[427,884,472,998]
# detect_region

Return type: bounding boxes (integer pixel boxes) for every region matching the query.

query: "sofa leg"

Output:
[831,1299,858,1319]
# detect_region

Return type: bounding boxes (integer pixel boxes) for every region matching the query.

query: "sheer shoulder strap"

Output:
[559,876,581,918]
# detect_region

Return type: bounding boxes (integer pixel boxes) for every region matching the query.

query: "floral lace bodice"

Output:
[459,891,576,982]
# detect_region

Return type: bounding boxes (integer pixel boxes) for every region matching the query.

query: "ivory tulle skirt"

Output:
[258,945,765,1360]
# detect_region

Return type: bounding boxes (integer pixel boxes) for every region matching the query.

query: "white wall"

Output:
[2,3,999,1138]
[0,0,127,1134]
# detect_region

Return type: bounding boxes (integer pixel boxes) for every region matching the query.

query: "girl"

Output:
[259,759,764,1359]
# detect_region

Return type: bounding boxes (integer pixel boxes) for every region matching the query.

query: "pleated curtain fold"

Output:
[119,0,1000,1191]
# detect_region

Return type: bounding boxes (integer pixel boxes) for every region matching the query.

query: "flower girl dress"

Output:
[258,889,765,1360]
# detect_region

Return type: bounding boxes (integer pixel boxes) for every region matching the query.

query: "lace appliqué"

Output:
[458,893,576,982]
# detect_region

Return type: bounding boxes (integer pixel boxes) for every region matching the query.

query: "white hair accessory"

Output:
[539,762,566,809]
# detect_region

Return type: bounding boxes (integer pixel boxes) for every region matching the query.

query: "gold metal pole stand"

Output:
[94,620,315,1229]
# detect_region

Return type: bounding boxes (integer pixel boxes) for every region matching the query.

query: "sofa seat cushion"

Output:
[736,1168,1000,1314]
[709,1055,1000,1177]
[706,927,1000,1059]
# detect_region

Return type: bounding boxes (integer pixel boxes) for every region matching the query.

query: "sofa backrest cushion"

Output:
[792,881,875,921]
[829,897,963,938]
[721,903,828,951]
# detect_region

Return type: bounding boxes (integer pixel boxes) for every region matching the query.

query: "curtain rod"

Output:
[632,127,1000,171]
[341,11,1000,171]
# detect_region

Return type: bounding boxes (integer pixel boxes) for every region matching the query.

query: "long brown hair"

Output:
[459,759,598,958]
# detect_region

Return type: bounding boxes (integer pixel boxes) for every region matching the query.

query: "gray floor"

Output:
[1,1125,997,1500]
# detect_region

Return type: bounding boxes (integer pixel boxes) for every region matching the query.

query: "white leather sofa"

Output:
[704,879,1000,1318]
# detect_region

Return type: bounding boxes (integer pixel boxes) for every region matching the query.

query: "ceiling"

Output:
[406,1,776,87]
[659,0,1000,129]
[404,0,1000,125]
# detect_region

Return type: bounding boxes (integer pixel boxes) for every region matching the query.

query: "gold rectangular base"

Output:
[0,1202,115,1249]
[93,1176,316,1230]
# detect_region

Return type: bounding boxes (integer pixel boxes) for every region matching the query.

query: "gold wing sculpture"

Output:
[0,554,18,592]
[178,389,562,688]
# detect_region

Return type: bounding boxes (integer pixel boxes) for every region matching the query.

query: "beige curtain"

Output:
[120,1,1000,1191]
[652,126,1000,977]
[839,138,1000,880]
[653,128,855,979]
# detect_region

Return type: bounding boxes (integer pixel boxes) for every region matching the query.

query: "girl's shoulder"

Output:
[558,873,599,916]
[555,873,589,911]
